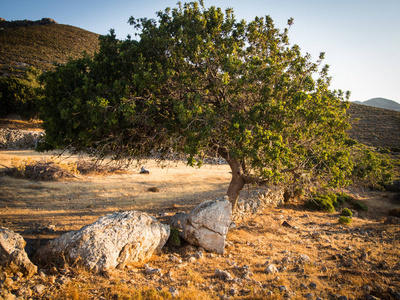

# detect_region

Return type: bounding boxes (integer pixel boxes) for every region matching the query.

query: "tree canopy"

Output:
[40,1,353,209]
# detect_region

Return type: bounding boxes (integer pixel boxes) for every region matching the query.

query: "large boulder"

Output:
[36,211,170,272]
[0,227,37,277]
[182,198,232,254]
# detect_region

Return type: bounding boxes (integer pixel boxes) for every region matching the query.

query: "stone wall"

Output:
[233,185,284,220]
[0,128,44,150]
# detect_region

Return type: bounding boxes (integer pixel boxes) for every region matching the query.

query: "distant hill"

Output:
[353,97,400,111]
[0,19,99,77]
[347,103,400,149]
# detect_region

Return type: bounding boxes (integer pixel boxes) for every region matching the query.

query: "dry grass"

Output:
[0,150,231,239]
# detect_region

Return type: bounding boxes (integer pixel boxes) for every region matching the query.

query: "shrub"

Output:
[0,67,42,118]
[336,192,353,204]
[341,207,353,217]
[10,157,79,180]
[350,145,394,189]
[338,216,352,225]
[352,201,368,212]
[305,193,338,213]
[167,228,181,246]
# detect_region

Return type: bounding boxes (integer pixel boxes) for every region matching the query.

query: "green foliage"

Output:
[167,228,181,247]
[336,192,353,204]
[352,201,368,212]
[350,144,394,189]
[305,193,338,213]
[338,216,352,225]
[341,207,353,217]
[40,2,353,206]
[0,67,43,118]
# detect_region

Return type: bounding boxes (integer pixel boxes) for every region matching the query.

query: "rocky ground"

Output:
[1,201,399,300]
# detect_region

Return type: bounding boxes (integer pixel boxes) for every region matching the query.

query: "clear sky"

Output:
[2,0,399,103]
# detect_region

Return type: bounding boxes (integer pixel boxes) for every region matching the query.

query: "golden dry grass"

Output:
[0,150,231,238]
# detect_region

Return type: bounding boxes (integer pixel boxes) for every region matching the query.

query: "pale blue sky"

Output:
[2,0,399,103]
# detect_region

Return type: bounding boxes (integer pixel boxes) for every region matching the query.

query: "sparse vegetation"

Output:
[0,23,99,77]
[352,200,369,212]
[0,67,43,118]
[347,103,400,150]
[338,215,352,225]
[336,192,354,204]
[350,144,394,189]
[5,156,123,180]
[341,207,353,217]
[305,192,338,213]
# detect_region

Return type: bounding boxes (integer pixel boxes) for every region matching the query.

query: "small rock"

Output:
[299,254,310,263]
[229,222,237,229]
[2,277,14,288]
[33,284,46,295]
[229,288,238,295]
[16,287,32,298]
[169,255,182,264]
[300,283,308,289]
[279,285,288,292]
[56,275,70,285]
[140,166,150,174]
[337,296,348,300]
[0,290,16,300]
[360,252,368,260]
[309,282,317,289]
[215,269,234,282]
[362,285,373,292]
[193,251,204,259]
[321,266,328,272]
[305,293,314,299]
[265,264,279,274]
[144,265,162,276]
[188,256,196,263]
[169,287,179,298]
[282,221,293,228]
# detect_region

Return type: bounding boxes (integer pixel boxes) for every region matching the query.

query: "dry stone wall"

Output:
[0,128,44,150]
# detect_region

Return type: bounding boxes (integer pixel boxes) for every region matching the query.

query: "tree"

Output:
[0,66,42,118]
[40,2,352,210]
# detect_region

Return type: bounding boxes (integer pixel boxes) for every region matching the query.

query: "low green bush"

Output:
[167,228,181,246]
[341,207,353,217]
[338,216,352,225]
[352,201,368,212]
[305,193,338,213]
[336,192,353,204]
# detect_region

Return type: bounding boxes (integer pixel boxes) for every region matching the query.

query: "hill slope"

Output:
[347,102,400,149]
[353,97,400,111]
[0,21,99,77]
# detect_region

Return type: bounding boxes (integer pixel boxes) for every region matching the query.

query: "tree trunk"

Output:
[225,158,246,211]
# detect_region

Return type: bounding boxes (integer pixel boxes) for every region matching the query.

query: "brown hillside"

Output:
[347,102,400,149]
[0,23,99,77]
